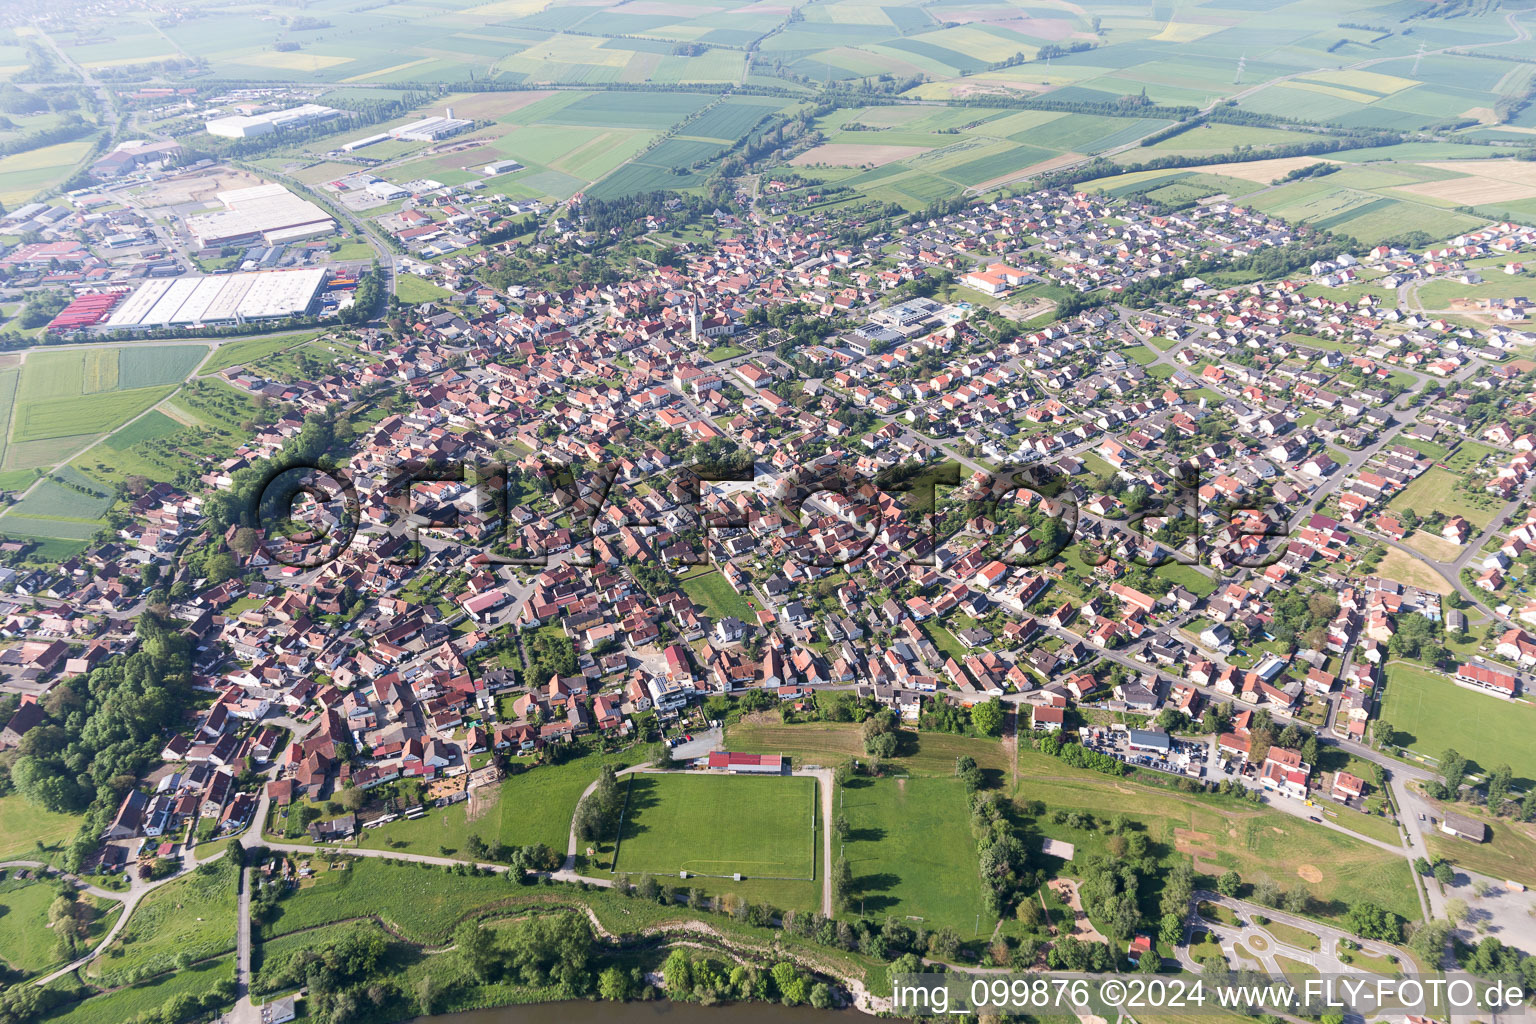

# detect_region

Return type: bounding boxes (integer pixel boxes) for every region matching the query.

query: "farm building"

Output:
[1438,811,1489,842]
[706,751,786,775]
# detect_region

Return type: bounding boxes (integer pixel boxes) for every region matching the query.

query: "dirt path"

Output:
[1050,879,1108,944]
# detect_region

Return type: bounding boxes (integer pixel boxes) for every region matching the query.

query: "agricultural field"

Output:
[610,772,818,880]
[0,346,206,540]
[2,346,206,472]
[0,137,98,208]
[6,477,113,520]
[102,411,184,451]
[840,775,993,934]
[1080,155,1493,244]
[1379,661,1536,784]
[280,90,780,202]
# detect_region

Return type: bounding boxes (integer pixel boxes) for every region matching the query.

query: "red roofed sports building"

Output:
[1454,662,1517,699]
[706,751,786,775]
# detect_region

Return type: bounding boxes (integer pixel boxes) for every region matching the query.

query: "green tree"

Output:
[454,920,498,982]
[598,965,633,1002]
[971,697,1004,737]
[663,949,693,995]
[834,856,854,909]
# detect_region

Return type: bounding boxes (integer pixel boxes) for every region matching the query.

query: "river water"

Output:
[413,1000,847,1024]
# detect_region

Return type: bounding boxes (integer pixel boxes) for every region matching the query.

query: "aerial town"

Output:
[4,2,1536,1023]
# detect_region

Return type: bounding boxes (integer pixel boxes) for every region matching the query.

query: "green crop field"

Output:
[0,516,102,541]
[1380,661,1536,784]
[611,772,817,880]
[537,92,714,130]
[11,388,175,444]
[104,411,182,451]
[6,347,198,453]
[7,478,112,520]
[841,776,994,934]
[115,345,208,390]
[0,366,18,470]
[685,99,784,142]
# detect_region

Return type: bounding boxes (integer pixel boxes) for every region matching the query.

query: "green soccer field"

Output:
[611,772,817,879]
[1380,662,1536,783]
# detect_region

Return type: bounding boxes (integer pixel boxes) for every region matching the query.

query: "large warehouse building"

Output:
[185,183,336,248]
[389,109,472,142]
[103,268,329,329]
[205,103,339,139]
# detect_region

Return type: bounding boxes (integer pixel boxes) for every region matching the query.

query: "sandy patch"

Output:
[466,781,499,823]
[134,167,265,208]
[1400,160,1536,204]
[1296,864,1323,883]
[1175,827,1225,874]
[1193,156,1340,184]
[238,51,354,72]
[1378,545,1453,595]
[975,150,1085,191]
[791,143,932,167]
[1051,879,1108,943]
[1463,107,1501,125]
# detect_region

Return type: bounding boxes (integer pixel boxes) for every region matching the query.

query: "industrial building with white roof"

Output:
[103,268,329,329]
[185,183,336,248]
